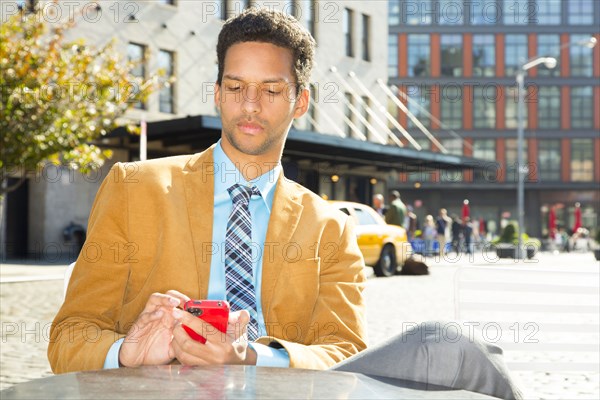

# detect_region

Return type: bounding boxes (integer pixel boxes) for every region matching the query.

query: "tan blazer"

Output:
[48,145,367,373]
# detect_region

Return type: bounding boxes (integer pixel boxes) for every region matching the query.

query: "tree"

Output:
[0,4,160,196]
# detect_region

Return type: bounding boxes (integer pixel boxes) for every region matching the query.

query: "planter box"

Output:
[495,244,536,259]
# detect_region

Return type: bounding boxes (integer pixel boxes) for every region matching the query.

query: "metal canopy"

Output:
[109,115,491,172]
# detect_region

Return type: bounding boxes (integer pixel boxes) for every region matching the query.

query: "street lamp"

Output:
[515,36,597,259]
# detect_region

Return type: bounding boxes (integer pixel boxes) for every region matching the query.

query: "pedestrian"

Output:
[372,193,386,216]
[450,214,462,254]
[48,9,521,400]
[423,215,437,256]
[435,208,451,255]
[463,217,473,254]
[385,190,406,227]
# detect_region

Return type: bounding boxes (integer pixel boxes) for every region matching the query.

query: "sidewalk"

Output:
[1,252,599,398]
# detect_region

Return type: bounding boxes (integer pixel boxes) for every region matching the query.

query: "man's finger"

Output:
[164,290,191,308]
[143,292,180,312]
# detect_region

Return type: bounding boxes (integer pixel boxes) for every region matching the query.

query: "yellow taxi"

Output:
[330,201,412,277]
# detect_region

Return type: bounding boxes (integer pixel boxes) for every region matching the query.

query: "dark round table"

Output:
[1,365,497,399]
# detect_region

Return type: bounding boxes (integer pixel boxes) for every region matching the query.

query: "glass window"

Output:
[538,140,561,182]
[401,0,433,25]
[472,35,495,77]
[389,0,400,25]
[283,0,299,18]
[473,85,496,129]
[387,96,399,130]
[127,42,146,110]
[308,84,318,131]
[570,34,594,77]
[537,35,560,77]
[354,208,378,225]
[307,1,317,39]
[362,14,370,62]
[409,138,431,182]
[503,0,529,25]
[571,87,594,129]
[361,96,370,138]
[471,0,499,25]
[344,92,354,138]
[536,0,561,25]
[388,34,398,77]
[439,0,463,25]
[571,139,594,181]
[537,86,560,129]
[158,0,175,5]
[406,84,430,128]
[408,34,430,77]
[440,85,463,129]
[344,8,354,57]
[505,34,528,76]
[440,35,463,77]
[158,50,175,114]
[568,0,594,25]
[440,138,463,182]
[505,138,529,183]
[504,85,528,129]
[473,139,496,182]
[221,0,228,20]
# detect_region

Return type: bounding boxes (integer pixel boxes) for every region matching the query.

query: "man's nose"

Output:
[242,84,261,114]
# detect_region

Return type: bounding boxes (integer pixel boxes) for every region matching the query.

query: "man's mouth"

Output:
[237,121,264,134]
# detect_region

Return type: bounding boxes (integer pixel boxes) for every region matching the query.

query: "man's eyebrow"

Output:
[222,74,291,84]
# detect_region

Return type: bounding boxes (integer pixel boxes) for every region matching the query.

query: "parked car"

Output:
[329,201,412,277]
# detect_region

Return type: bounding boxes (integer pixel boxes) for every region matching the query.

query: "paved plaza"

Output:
[1,251,598,399]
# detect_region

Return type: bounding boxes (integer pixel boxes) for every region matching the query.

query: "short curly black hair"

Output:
[216,8,316,93]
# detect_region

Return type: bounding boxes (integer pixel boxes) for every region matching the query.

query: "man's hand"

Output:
[171,310,257,366]
[118,291,189,367]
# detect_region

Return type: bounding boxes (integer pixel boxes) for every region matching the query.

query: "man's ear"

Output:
[293,87,310,119]
[214,82,221,112]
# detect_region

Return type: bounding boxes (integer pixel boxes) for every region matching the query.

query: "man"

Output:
[49,9,521,399]
[385,190,406,227]
[435,208,451,256]
[372,193,385,216]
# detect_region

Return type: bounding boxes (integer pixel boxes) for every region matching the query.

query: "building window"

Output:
[307,0,316,40]
[505,85,527,129]
[536,0,561,25]
[505,34,528,76]
[221,0,228,20]
[570,34,594,77]
[571,139,594,181]
[505,138,529,184]
[344,92,354,137]
[571,87,594,129]
[387,96,399,130]
[471,0,498,25]
[408,34,430,77]
[283,0,298,18]
[361,96,370,138]
[308,83,317,131]
[158,0,175,5]
[473,139,496,182]
[389,0,400,25]
[440,85,462,129]
[127,42,146,110]
[439,0,463,25]
[568,0,594,25]
[344,8,354,58]
[440,138,463,182]
[409,138,431,182]
[472,35,495,77]
[538,140,561,182]
[503,0,529,25]
[440,35,463,77]
[158,50,175,114]
[361,14,370,61]
[537,86,560,129]
[473,86,496,129]
[406,84,430,128]
[537,35,560,77]
[388,34,398,77]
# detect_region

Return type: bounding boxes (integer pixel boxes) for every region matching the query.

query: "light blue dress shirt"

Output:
[104,141,289,369]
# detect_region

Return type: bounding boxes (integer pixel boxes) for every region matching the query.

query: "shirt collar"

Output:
[213,140,281,210]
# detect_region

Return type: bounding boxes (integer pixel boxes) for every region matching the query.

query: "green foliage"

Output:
[492,220,541,248]
[0,7,161,194]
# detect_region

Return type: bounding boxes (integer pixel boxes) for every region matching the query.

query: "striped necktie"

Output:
[225,183,260,340]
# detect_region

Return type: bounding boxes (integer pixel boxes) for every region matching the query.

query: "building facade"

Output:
[388,0,600,239]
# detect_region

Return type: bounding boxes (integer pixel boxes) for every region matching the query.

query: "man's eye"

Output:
[265,89,281,95]
[227,86,241,91]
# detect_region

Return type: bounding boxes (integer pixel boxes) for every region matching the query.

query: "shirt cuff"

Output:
[103,338,125,369]
[249,342,290,368]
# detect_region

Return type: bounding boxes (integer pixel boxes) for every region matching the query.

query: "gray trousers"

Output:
[330,321,523,400]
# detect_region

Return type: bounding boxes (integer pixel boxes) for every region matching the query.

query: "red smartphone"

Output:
[182,300,230,344]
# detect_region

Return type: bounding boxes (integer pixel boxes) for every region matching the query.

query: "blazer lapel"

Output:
[182,145,216,299]
[261,174,304,316]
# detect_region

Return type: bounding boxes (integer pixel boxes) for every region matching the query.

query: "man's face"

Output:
[215,41,309,162]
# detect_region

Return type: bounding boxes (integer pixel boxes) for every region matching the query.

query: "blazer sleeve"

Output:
[48,163,131,373]
[255,216,368,369]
